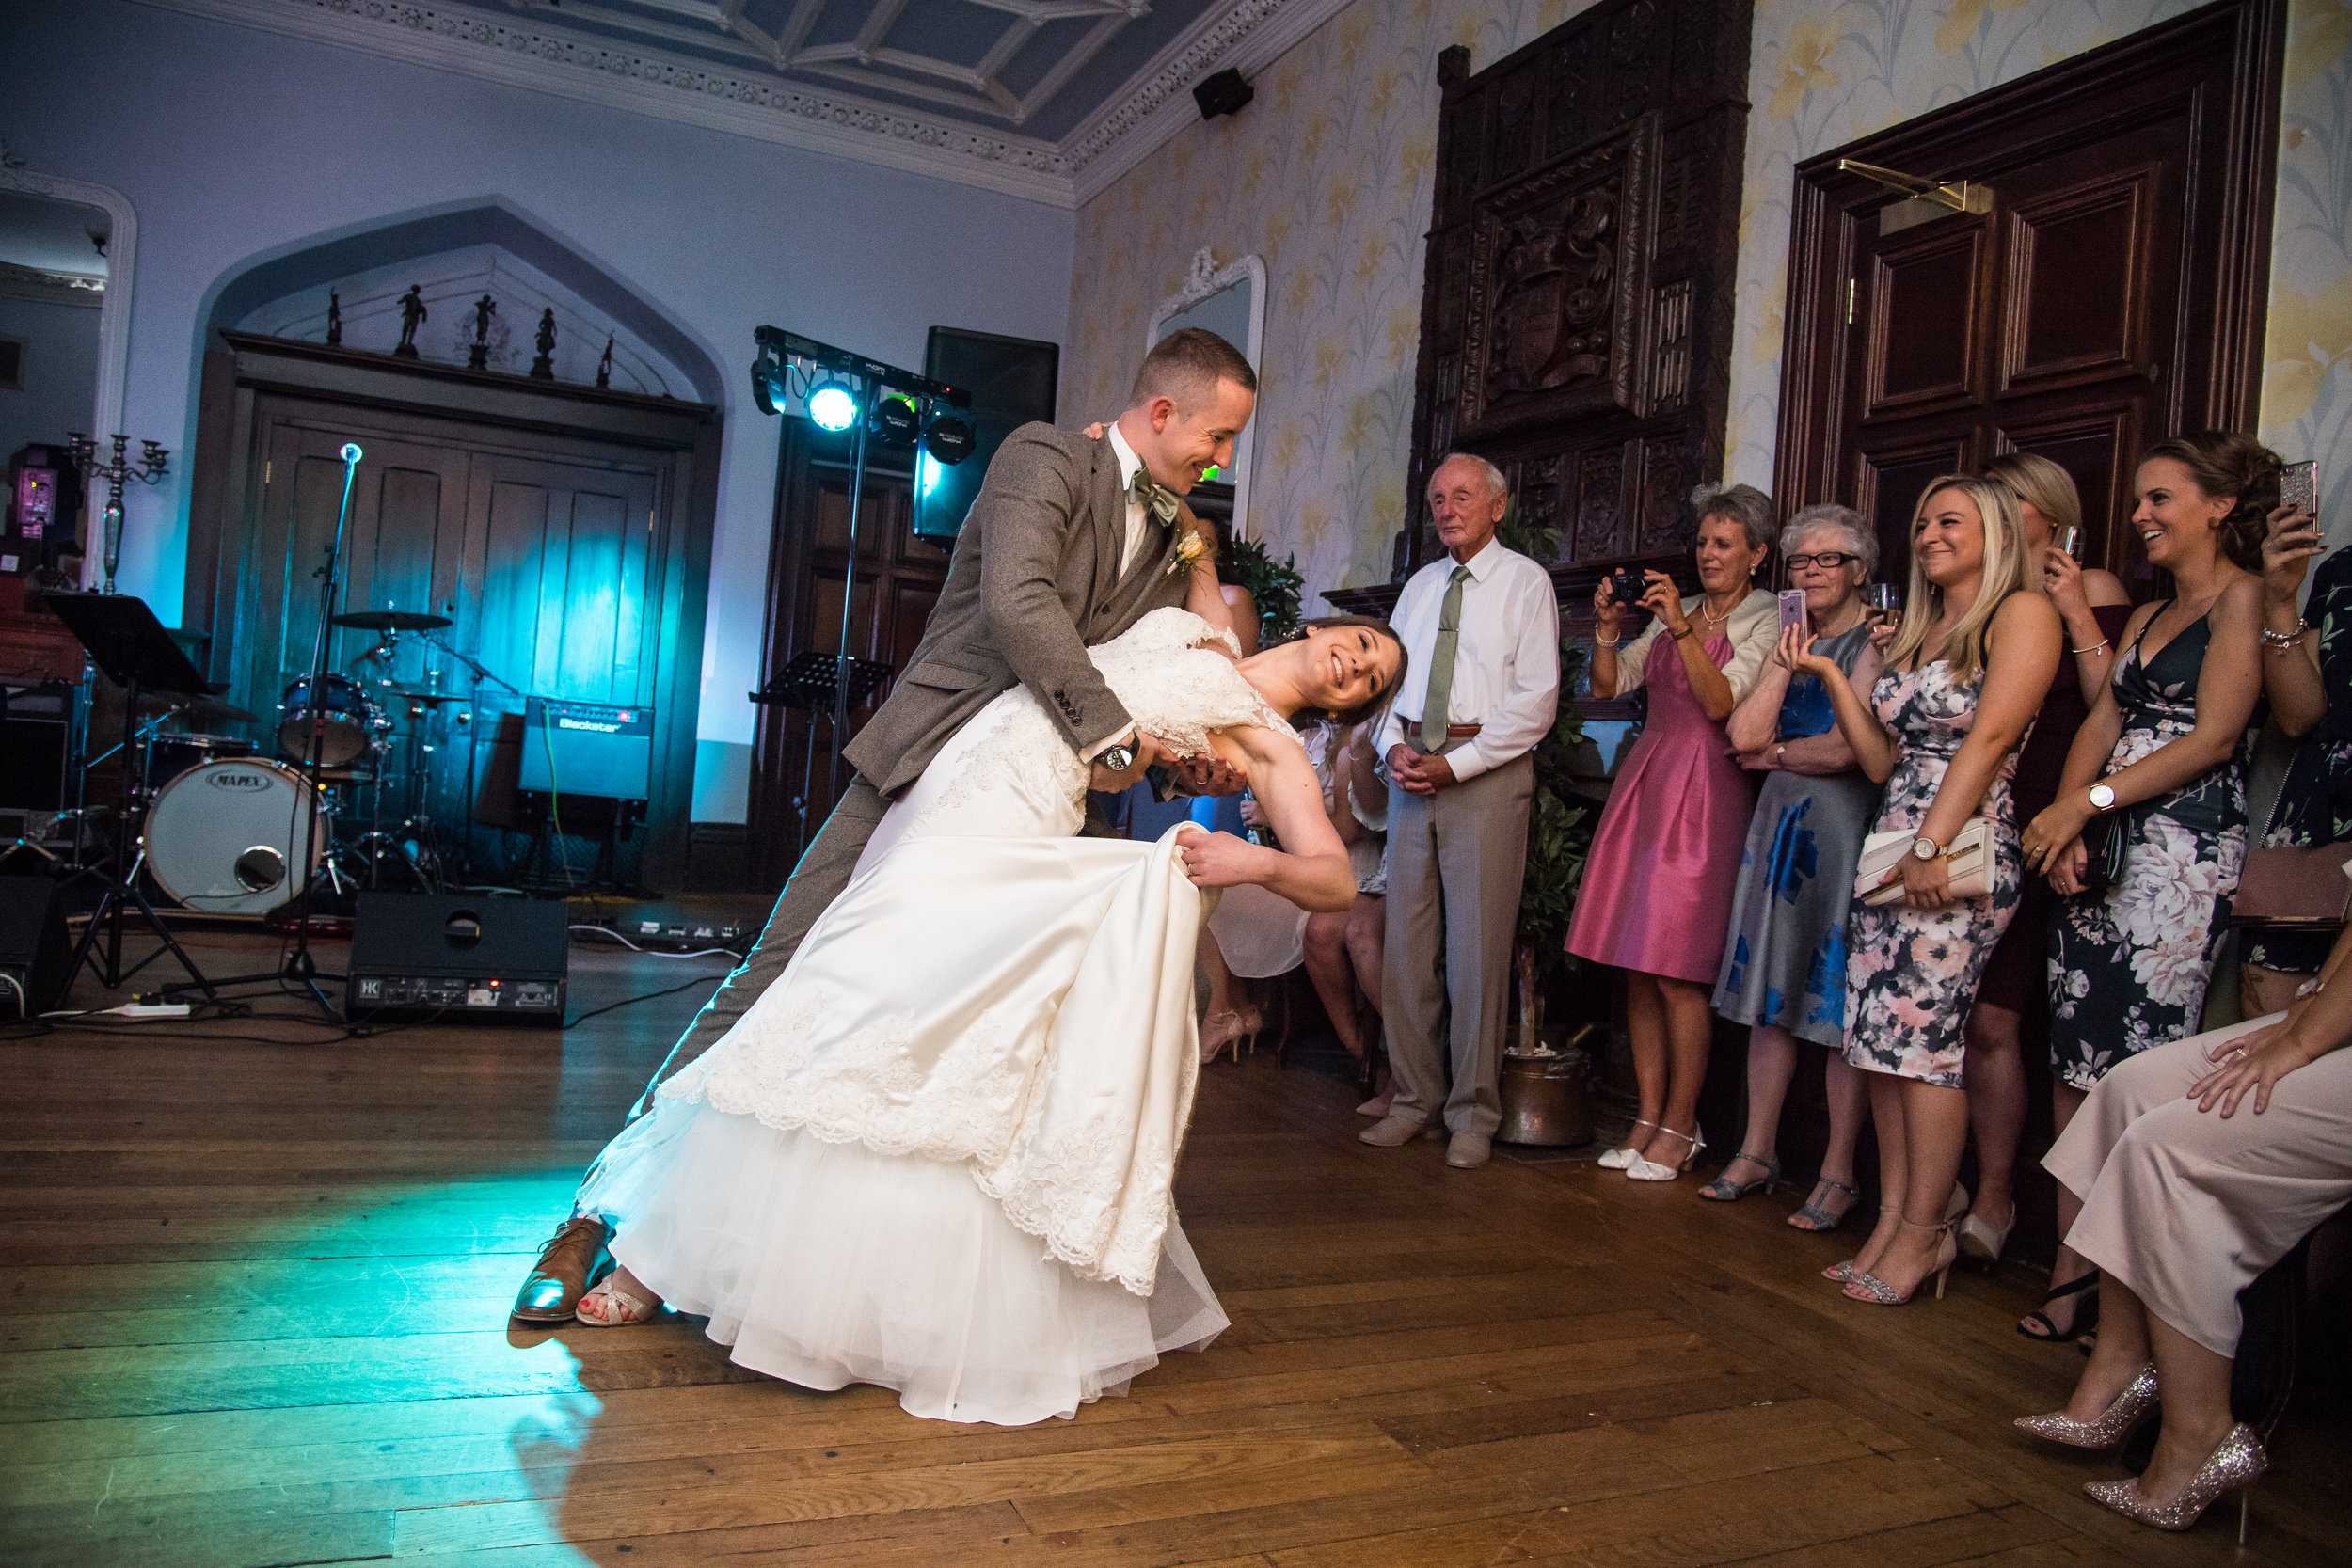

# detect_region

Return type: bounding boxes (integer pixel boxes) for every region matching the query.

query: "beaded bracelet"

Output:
[2261,620,2309,651]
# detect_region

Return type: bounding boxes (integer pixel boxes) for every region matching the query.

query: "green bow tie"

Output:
[1127,465,1180,529]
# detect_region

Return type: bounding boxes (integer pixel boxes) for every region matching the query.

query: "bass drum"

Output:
[144,759,327,915]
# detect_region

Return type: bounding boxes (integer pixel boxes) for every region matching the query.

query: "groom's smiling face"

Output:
[1138,376,1256,494]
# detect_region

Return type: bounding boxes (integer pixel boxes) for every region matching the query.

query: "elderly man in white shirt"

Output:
[1360,452,1562,1169]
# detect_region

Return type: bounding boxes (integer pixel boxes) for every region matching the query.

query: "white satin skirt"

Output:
[583,1085,1228,1426]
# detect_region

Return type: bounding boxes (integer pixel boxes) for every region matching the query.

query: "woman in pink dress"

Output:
[1567,485,1779,1180]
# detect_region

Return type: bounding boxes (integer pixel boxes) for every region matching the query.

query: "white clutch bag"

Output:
[1855,816,1994,906]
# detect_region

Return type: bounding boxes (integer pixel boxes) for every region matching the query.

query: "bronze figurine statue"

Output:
[468,294,497,371]
[393,285,427,359]
[529,308,556,380]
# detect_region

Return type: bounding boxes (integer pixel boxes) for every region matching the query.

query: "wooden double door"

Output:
[1775,0,2283,587]
[195,337,718,886]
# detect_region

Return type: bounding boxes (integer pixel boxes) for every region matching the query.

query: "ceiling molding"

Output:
[129,0,1354,208]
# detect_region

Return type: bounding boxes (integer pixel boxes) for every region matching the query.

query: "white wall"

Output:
[9,0,1075,821]
[0,293,101,468]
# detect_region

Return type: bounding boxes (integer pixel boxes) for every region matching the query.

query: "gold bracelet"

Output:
[2070,639,2108,656]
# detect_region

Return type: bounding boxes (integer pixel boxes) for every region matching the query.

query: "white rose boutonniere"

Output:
[1167,530,1210,578]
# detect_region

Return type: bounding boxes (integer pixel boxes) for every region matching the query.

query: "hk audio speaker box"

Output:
[346,894,568,1027]
[0,876,71,1020]
[0,683,74,812]
[918,327,1058,546]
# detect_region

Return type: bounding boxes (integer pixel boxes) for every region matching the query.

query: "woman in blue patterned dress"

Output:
[1704,505,1884,1229]
[2020,432,2271,1347]
[2240,484,2338,1015]
[1794,477,2059,1307]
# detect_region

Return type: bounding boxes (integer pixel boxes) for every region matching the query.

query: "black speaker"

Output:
[345,893,568,1027]
[918,327,1059,546]
[1193,68,1254,119]
[0,684,74,812]
[0,876,72,1020]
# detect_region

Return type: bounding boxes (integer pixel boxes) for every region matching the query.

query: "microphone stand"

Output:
[415,628,518,887]
[185,443,364,1020]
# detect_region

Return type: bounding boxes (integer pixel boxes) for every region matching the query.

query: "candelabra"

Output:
[66,433,169,594]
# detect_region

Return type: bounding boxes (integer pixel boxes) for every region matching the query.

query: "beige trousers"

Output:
[2046,1014,2352,1356]
[1381,752,1534,1138]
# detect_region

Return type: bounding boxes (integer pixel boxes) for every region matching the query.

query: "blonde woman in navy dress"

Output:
[1790,477,2059,1305]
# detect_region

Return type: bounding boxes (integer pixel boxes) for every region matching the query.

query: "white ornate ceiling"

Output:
[134,0,1354,205]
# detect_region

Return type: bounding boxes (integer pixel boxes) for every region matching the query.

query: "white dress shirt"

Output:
[1375,537,1561,782]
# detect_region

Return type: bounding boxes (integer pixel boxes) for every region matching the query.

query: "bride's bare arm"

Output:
[1178,505,1238,645]
[1174,726,1354,911]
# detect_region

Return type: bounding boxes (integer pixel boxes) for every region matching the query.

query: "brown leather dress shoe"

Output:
[511,1215,612,1322]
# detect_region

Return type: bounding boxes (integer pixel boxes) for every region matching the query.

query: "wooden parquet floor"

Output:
[1,930,2344,1566]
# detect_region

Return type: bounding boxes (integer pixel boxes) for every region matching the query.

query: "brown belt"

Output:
[1409,722,1482,755]
[1443,722,1482,737]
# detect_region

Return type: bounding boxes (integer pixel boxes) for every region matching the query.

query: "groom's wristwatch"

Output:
[1100,739,1138,773]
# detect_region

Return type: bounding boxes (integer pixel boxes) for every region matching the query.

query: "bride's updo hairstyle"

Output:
[1293,614,1410,727]
[2137,431,2283,573]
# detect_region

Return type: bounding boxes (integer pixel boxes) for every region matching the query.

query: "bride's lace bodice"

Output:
[900,608,1292,843]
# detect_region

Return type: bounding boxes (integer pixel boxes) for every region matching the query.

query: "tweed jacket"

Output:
[845,422,1197,799]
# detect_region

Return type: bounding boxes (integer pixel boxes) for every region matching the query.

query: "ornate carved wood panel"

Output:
[1358,0,1753,636]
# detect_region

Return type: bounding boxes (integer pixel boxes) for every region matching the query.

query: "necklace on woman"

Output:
[1699,597,1738,628]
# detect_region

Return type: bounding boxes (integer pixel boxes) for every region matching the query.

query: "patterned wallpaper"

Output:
[1064,0,2352,605]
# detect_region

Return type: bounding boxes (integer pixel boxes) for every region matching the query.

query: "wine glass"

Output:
[1868,583,1900,622]
[2055,525,2083,561]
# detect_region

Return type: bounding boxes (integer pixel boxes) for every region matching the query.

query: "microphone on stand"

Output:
[340,442,363,465]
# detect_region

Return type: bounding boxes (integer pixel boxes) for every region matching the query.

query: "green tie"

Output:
[1419,563,1471,752]
[1126,466,1180,529]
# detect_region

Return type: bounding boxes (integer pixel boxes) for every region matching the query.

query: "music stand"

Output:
[41,592,221,1001]
[750,650,894,856]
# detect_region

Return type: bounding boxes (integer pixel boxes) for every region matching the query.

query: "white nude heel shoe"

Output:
[1597,1119,1657,1171]
[1627,1124,1703,1182]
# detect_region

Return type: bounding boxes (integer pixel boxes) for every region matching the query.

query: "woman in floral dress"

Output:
[1793,476,2059,1306]
[2020,432,2271,1346]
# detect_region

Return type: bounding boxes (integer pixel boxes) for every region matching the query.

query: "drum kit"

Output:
[134,608,488,918]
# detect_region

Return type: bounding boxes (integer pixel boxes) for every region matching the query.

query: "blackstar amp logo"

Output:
[207,770,274,791]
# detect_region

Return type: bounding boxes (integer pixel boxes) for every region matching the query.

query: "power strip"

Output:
[117,1003,194,1019]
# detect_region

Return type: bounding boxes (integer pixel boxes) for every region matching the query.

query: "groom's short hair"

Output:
[1130,328,1257,409]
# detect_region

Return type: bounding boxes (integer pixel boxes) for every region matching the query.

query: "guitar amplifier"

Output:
[345,894,568,1027]
[518,697,652,803]
[0,683,74,812]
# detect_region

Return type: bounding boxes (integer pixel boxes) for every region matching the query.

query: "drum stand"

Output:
[189,443,365,1021]
[38,594,223,1002]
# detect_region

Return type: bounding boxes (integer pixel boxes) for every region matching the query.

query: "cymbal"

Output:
[331,610,453,632]
[388,688,461,705]
[139,692,258,724]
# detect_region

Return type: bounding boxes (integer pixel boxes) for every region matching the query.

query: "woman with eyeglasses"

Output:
[1704,506,1887,1230]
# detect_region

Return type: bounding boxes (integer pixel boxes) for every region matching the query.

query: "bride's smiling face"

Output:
[1297,622,1404,716]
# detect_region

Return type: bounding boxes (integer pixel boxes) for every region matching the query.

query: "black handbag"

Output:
[2072,810,2133,896]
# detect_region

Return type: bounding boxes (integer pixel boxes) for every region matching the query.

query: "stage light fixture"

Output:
[808,379,860,433]
[922,414,976,466]
[872,395,920,445]
[916,451,944,496]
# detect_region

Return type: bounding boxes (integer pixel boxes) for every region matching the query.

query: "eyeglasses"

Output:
[1786,551,1860,572]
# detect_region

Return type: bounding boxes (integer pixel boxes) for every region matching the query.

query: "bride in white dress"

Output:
[570,607,1406,1426]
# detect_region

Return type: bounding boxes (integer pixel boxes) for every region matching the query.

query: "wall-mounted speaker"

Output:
[346,893,568,1027]
[917,327,1059,546]
[1193,68,1254,119]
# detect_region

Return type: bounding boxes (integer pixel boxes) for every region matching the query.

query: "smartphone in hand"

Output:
[1778,588,1808,643]
[2283,460,2319,517]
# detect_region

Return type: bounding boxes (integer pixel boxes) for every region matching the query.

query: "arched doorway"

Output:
[183,205,722,892]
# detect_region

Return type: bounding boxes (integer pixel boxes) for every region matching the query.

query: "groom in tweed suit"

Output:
[514,328,1260,1320]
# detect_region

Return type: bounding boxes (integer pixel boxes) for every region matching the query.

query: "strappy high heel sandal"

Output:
[1597,1119,1657,1171]
[576,1272,663,1326]
[1199,1007,1261,1065]
[1824,1206,1897,1282]
[1843,1216,1957,1305]
[1626,1124,1703,1182]
[1698,1151,1780,1202]
[2018,1270,2100,1344]
[1788,1176,1859,1232]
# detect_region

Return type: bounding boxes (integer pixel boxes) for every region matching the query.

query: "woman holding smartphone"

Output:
[1571,484,1778,1181]
[1791,476,2060,1305]
[1961,453,2135,1281]
[2019,432,2270,1350]
[2240,463,2334,1017]
[1705,505,1885,1227]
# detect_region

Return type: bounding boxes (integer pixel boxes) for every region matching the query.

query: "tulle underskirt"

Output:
[580,1092,1228,1426]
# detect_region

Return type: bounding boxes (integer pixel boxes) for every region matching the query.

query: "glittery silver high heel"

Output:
[2083,1423,2267,1543]
[1843,1216,1956,1305]
[2014,1362,2158,1449]
[1823,1205,1897,1282]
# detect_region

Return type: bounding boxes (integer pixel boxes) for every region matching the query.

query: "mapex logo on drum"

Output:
[207,770,275,791]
